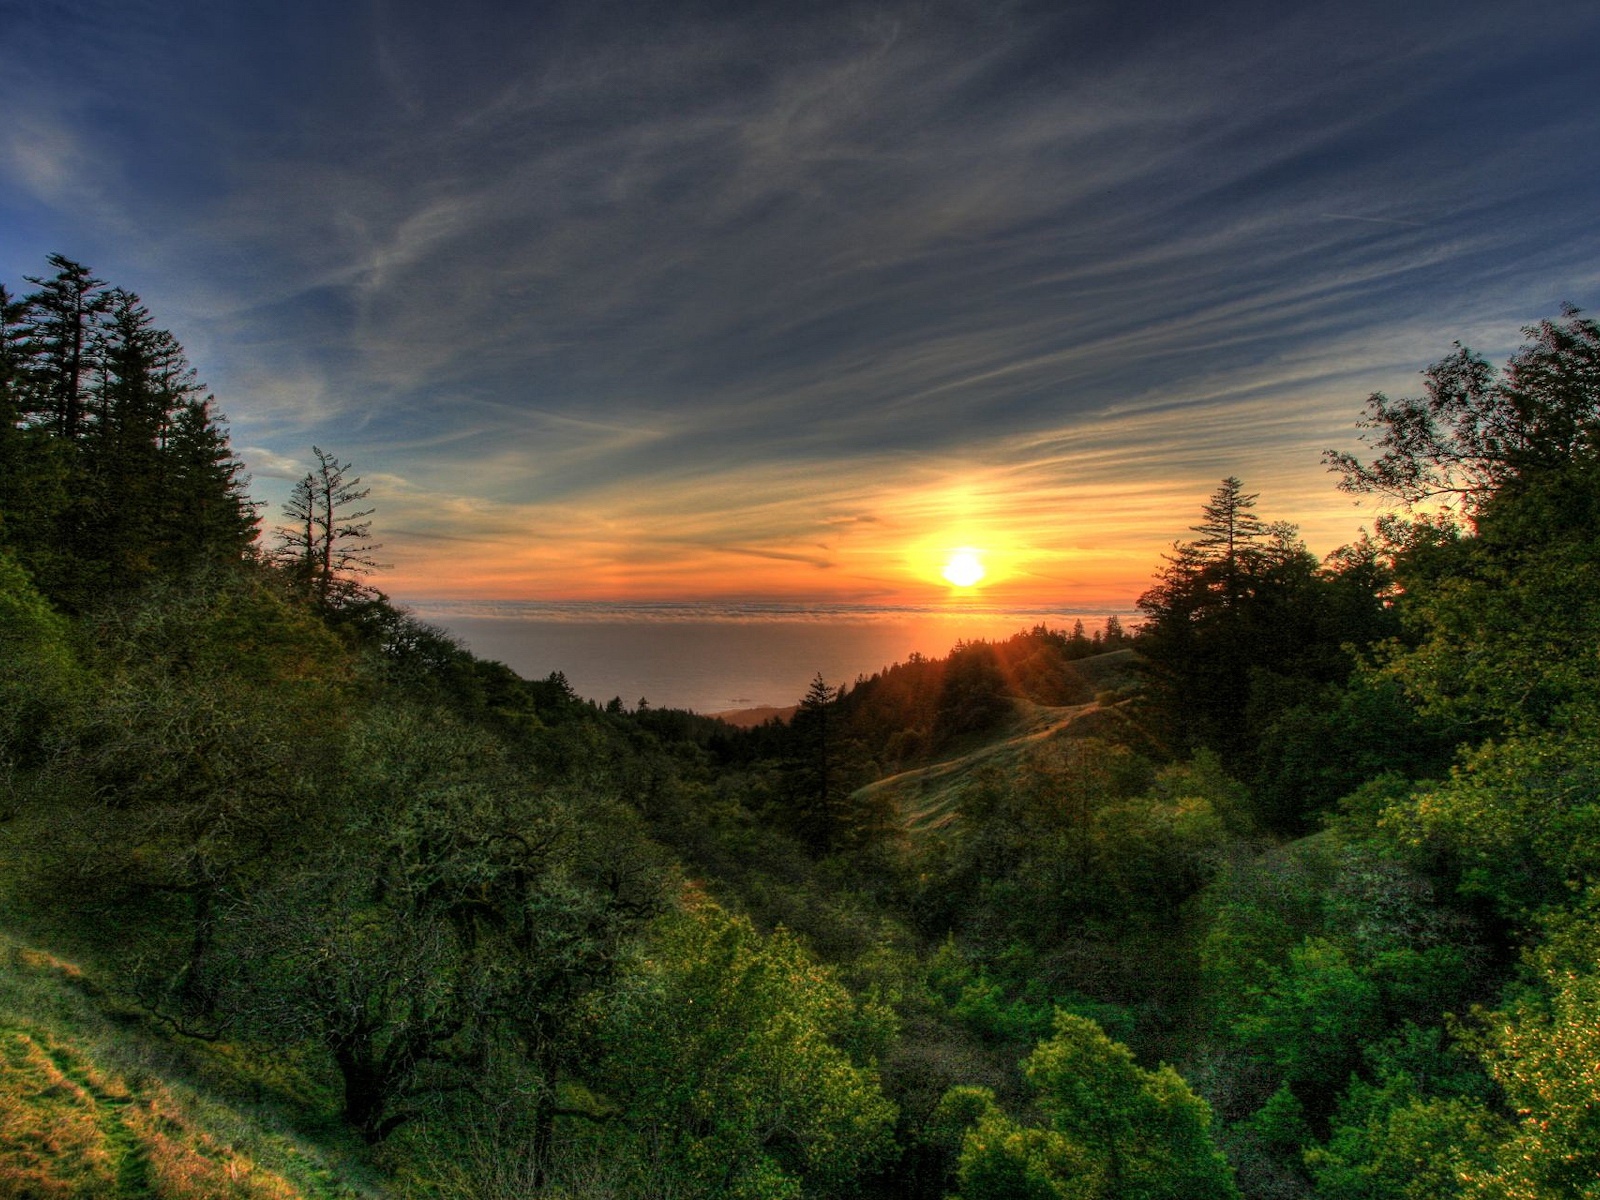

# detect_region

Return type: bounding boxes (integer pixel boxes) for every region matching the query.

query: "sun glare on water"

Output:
[942,549,986,588]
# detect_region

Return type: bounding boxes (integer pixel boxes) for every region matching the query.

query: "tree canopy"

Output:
[7,262,1600,1200]
[1325,306,1600,512]
[0,254,257,606]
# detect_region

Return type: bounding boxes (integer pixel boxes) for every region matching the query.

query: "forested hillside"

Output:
[3,255,1599,1199]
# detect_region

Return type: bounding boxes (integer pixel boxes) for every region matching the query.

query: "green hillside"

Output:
[6,256,1600,1199]
[0,933,377,1199]
[846,647,1145,839]
[860,696,1115,837]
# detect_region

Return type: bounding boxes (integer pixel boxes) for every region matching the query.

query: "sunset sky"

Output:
[4,1,1598,609]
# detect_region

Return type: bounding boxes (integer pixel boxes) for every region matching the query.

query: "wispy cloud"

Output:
[236,446,303,480]
[4,0,1598,603]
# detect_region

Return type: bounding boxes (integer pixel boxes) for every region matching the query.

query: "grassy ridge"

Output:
[858,648,1145,836]
[0,935,374,1199]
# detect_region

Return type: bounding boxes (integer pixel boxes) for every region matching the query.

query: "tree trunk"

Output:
[178,884,219,1018]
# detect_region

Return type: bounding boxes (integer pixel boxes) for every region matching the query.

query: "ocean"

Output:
[402,601,1135,715]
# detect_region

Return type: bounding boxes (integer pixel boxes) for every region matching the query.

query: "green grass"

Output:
[859,693,1140,838]
[858,649,1148,839]
[1074,646,1142,693]
[0,933,379,1199]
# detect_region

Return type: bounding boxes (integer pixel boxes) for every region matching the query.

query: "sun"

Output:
[942,549,986,588]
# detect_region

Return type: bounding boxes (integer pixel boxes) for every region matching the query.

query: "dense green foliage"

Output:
[946,1013,1238,1200]
[4,256,1600,1199]
[1,256,257,609]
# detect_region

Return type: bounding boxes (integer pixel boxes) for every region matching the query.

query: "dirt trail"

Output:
[853,701,1109,834]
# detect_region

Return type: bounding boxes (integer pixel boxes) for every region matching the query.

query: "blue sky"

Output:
[4,0,1598,604]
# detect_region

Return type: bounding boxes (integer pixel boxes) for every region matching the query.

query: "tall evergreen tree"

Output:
[0,284,26,425]
[1136,481,1396,826]
[1188,476,1266,607]
[0,285,57,550]
[160,399,258,571]
[1,266,93,591]
[1191,475,1265,566]
[789,673,842,855]
[21,254,110,441]
[2,256,258,600]
[81,290,188,584]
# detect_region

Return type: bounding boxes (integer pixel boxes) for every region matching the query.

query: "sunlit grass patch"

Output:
[0,1025,119,1196]
[13,947,97,993]
[0,1021,309,1199]
[124,1087,303,1199]
[0,934,372,1198]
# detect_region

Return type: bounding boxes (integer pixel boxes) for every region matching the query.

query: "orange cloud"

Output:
[374,395,1381,609]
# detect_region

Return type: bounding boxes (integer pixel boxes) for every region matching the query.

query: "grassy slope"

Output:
[0,932,379,1199]
[858,648,1144,837]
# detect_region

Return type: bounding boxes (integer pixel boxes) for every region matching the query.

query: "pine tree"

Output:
[277,447,383,604]
[21,254,110,441]
[81,290,191,584]
[788,673,841,855]
[0,285,42,512]
[3,256,259,600]
[1191,476,1265,574]
[1136,483,1278,765]
[0,282,70,587]
[159,399,257,571]
[0,284,26,425]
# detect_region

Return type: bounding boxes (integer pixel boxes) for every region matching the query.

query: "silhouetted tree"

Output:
[277,446,383,603]
[1,259,258,601]
[1137,482,1397,826]
[21,254,110,440]
[1190,476,1266,607]
[1325,306,1600,513]
[789,673,843,854]
[0,284,26,421]
[0,285,70,576]
[159,398,257,569]
[80,290,194,584]
[1193,476,1264,565]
